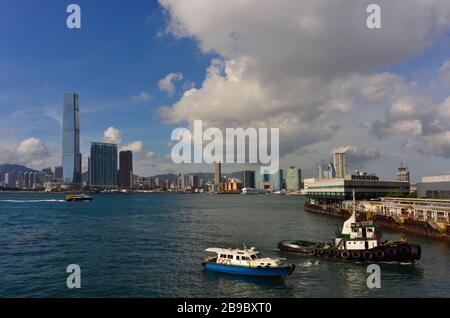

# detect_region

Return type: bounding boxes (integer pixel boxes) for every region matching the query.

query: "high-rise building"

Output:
[62,93,82,186]
[54,166,63,181]
[4,172,17,188]
[214,161,222,192]
[396,164,410,183]
[242,170,255,188]
[333,152,347,178]
[271,169,283,191]
[286,167,302,192]
[119,150,133,189]
[90,142,118,188]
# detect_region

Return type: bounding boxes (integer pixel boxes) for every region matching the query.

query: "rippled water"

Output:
[0,193,449,298]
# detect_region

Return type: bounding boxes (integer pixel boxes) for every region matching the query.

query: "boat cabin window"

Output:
[250,254,258,260]
[236,256,240,260]
[220,254,226,258]
[241,256,250,261]
[227,255,233,259]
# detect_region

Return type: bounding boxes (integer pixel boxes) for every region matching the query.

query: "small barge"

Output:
[202,246,295,278]
[279,192,421,264]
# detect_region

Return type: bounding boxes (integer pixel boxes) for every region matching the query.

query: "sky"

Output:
[2,0,450,182]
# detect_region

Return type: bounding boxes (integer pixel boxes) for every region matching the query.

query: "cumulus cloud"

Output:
[332,145,381,167]
[158,72,183,95]
[0,138,50,168]
[131,91,153,102]
[102,127,122,144]
[158,0,450,158]
[120,141,144,153]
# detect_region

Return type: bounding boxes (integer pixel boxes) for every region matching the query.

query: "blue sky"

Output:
[0,0,214,175]
[2,0,450,181]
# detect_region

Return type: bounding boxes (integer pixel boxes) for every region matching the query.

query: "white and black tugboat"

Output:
[278,191,421,264]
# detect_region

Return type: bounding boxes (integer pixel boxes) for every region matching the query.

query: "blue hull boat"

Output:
[202,262,294,278]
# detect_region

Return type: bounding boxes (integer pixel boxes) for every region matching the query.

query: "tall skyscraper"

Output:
[119,150,133,189]
[62,93,82,186]
[214,161,222,192]
[333,152,347,178]
[242,170,255,188]
[286,167,302,192]
[90,142,118,188]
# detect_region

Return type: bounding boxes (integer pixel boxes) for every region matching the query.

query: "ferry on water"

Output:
[202,246,295,278]
[65,194,93,202]
[278,191,422,264]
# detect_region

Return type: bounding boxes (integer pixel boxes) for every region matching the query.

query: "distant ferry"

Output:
[202,246,295,278]
[65,194,93,202]
[241,187,259,195]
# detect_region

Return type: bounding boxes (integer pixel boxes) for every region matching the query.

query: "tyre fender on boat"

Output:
[351,251,361,259]
[341,250,350,259]
[309,249,317,256]
[363,251,373,260]
[374,249,385,259]
[317,249,324,257]
[332,250,340,258]
[386,247,397,258]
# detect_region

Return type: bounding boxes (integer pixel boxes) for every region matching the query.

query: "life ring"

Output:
[363,251,373,260]
[341,250,350,259]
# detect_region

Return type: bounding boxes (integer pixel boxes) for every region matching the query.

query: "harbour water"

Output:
[0,193,449,298]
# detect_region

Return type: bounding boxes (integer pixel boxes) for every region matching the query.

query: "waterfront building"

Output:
[417,175,450,199]
[242,170,255,189]
[286,167,302,192]
[224,177,243,192]
[305,172,410,203]
[254,169,283,192]
[396,164,410,183]
[90,142,118,189]
[62,93,82,186]
[359,197,450,226]
[119,150,133,189]
[333,152,347,178]
[4,172,17,188]
[214,162,222,192]
[54,166,63,181]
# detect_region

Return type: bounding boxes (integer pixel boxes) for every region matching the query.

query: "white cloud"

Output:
[158,0,450,158]
[158,72,183,95]
[332,145,381,167]
[0,138,51,169]
[102,127,122,144]
[131,91,153,102]
[17,138,50,160]
[120,141,144,153]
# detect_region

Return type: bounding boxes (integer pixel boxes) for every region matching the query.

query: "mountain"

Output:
[0,164,38,181]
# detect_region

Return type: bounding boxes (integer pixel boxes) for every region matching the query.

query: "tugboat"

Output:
[202,246,295,278]
[278,191,421,264]
[65,194,93,202]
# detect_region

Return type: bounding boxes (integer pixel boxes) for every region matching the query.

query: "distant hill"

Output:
[0,164,38,182]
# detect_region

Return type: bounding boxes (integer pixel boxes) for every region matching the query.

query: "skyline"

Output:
[2,1,450,181]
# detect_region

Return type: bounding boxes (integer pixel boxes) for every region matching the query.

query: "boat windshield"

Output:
[250,253,261,260]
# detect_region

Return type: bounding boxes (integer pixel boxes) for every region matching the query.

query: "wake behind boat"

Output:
[65,194,93,202]
[202,246,295,278]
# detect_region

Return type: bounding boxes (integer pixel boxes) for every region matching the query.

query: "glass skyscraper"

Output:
[90,142,118,188]
[62,93,82,186]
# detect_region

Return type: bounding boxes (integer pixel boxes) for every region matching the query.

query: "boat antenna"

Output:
[243,242,247,250]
